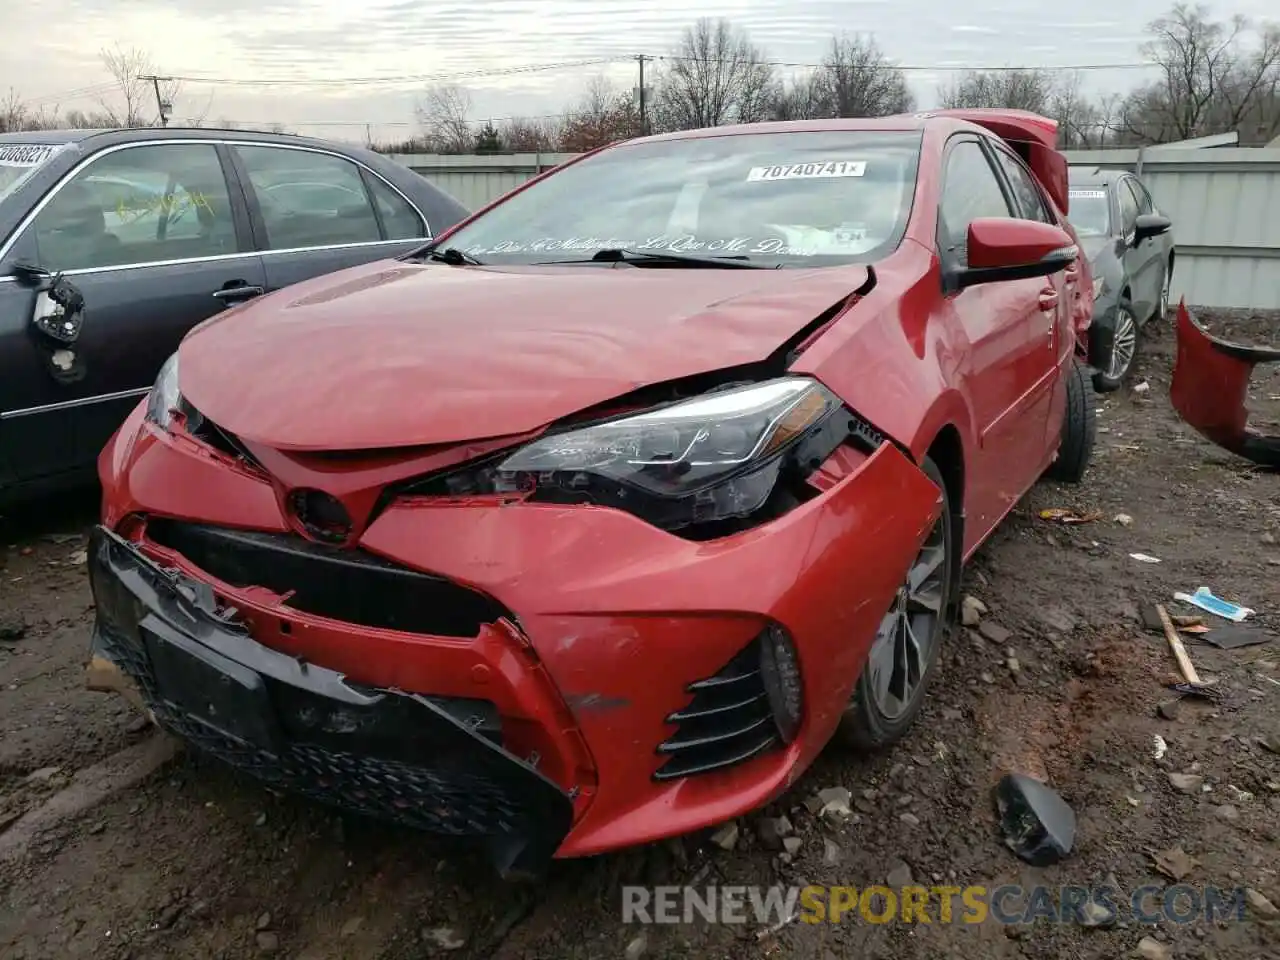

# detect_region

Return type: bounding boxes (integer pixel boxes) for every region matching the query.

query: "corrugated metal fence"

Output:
[389,147,1280,310]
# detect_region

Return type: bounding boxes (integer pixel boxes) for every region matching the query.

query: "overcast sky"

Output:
[1,0,1274,143]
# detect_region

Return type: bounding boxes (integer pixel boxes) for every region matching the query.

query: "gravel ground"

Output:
[1,305,1279,960]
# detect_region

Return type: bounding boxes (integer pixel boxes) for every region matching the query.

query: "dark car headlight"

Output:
[486,376,844,531]
[145,352,181,430]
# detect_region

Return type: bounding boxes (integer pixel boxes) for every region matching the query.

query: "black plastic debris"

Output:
[1200,623,1273,650]
[994,773,1076,866]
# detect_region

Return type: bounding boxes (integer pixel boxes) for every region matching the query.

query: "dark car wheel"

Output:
[838,456,955,751]
[1091,296,1139,393]
[1046,359,1096,484]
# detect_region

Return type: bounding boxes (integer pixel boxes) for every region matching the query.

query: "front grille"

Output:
[654,639,780,781]
[94,622,543,839]
[146,519,512,637]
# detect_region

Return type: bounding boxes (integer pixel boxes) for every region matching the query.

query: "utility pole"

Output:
[143,75,173,126]
[636,54,648,135]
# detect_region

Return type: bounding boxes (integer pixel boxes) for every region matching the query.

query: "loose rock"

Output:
[961,595,987,626]
[1245,888,1278,918]
[710,822,739,851]
[822,838,842,865]
[782,836,803,856]
[1077,899,1115,927]
[340,917,364,937]
[1136,936,1170,960]
[1167,772,1204,794]
[255,912,272,932]
[886,860,913,887]
[255,932,280,955]
[1214,804,1240,822]
[979,621,1011,645]
[1156,700,1181,721]
[757,815,793,850]
[625,933,648,960]
[422,927,467,951]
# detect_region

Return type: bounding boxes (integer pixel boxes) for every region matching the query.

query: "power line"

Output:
[163,57,622,87]
[158,55,1159,89]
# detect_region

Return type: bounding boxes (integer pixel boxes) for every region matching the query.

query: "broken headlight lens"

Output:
[145,352,181,430]
[494,377,843,530]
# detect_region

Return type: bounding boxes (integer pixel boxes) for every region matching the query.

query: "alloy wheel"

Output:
[866,516,947,721]
[1106,307,1137,381]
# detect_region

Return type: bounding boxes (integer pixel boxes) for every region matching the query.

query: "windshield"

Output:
[1067,186,1111,237]
[0,143,66,203]
[440,130,923,267]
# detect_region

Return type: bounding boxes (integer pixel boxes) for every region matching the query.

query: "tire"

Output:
[838,456,956,751]
[1156,258,1172,322]
[1046,360,1096,484]
[1091,296,1139,393]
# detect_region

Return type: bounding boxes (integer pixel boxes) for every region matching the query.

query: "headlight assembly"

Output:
[145,352,181,430]
[459,376,848,532]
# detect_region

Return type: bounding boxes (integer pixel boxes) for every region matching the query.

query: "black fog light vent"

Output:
[653,631,795,781]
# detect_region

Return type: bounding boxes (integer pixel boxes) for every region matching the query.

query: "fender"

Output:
[790,243,976,463]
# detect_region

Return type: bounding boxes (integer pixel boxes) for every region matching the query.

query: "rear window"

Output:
[0,143,67,203]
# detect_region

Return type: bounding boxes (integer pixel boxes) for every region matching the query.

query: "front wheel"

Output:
[838,455,955,751]
[1091,298,1139,393]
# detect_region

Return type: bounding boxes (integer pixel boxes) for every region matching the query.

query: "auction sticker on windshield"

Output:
[0,144,59,167]
[1068,189,1107,199]
[746,161,866,182]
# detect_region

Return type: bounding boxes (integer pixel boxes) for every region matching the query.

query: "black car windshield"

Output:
[0,143,66,203]
[1067,186,1111,237]
[440,130,923,267]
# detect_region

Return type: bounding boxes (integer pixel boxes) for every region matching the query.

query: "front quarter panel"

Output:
[789,241,976,470]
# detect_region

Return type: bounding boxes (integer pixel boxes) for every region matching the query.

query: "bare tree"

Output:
[558,75,640,150]
[98,45,179,127]
[499,116,562,152]
[769,75,825,120]
[1048,72,1109,148]
[651,18,778,131]
[811,35,914,118]
[415,83,474,153]
[939,68,1058,113]
[1119,3,1280,144]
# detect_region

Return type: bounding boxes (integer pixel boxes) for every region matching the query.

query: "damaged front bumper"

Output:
[1170,300,1280,467]
[85,525,575,878]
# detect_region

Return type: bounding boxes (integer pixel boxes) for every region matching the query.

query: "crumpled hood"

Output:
[179,259,869,451]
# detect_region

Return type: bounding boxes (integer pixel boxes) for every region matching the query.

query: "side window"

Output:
[991,148,1052,223]
[938,140,1015,256]
[30,143,238,272]
[1117,180,1139,237]
[236,146,382,250]
[367,175,427,240]
[1129,178,1154,215]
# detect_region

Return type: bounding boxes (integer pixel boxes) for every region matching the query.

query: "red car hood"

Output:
[179,260,868,451]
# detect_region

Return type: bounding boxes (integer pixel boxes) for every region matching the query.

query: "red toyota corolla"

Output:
[87,109,1097,877]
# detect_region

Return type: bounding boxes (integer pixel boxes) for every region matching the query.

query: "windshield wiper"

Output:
[535,248,765,269]
[417,246,485,266]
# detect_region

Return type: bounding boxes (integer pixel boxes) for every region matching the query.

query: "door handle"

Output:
[213,284,265,302]
[1037,289,1059,311]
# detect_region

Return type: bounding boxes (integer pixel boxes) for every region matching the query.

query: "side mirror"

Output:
[1133,212,1172,245]
[956,218,1078,290]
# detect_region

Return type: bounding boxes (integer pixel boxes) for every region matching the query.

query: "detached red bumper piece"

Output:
[1170,299,1280,468]
[89,397,941,877]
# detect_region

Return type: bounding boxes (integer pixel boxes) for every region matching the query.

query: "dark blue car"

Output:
[0,127,468,504]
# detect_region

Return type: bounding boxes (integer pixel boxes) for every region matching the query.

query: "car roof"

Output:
[1068,165,1115,187]
[0,126,371,154]
[623,115,930,145]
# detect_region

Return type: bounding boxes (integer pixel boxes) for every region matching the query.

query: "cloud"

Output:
[3,0,1262,140]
